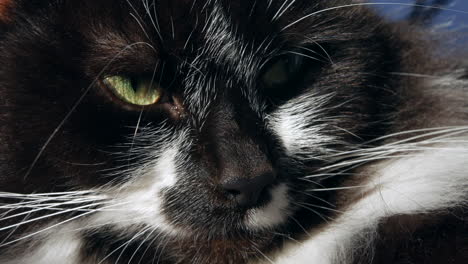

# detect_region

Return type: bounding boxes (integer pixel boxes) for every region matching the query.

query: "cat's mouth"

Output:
[154,183,292,236]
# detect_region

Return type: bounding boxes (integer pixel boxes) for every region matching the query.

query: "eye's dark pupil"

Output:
[130,77,139,92]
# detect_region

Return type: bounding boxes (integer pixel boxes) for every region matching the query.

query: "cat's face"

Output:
[0,0,404,255]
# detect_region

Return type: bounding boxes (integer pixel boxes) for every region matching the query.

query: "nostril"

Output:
[222,178,250,196]
[225,188,241,197]
[221,173,276,208]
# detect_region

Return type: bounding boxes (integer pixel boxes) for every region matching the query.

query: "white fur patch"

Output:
[89,130,191,235]
[2,225,82,264]
[256,142,468,264]
[245,184,290,230]
[151,147,179,189]
[90,150,179,234]
[267,93,338,159]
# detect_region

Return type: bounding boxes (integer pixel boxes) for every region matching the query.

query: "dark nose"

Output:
[222,173,276,208]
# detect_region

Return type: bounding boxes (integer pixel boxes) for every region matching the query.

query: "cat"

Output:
[0,0,467,263]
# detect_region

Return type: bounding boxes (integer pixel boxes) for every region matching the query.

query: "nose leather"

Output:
[221,172,275,208]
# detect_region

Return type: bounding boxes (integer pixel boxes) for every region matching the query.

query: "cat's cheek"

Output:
[88,131,190,236]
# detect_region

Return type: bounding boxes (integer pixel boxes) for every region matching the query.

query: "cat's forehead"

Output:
[73,0,357,61]
[79,0,278,54]
[73,0,299,86]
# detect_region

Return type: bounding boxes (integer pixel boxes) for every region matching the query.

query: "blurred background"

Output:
[371,0,468,44]
[372,0,468,29]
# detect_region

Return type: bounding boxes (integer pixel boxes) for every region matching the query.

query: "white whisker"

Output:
[0,201,131,247]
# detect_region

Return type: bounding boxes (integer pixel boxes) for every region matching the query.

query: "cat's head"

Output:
[0,0,410,245]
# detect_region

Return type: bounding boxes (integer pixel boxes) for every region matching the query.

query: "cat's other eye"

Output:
[102,76,163,106]
[261,54,305,89]
[260,48,327,104]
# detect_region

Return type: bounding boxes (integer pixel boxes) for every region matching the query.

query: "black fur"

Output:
[0,0,466,263]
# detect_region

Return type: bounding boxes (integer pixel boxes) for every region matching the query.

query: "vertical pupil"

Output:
[130,77,139,92]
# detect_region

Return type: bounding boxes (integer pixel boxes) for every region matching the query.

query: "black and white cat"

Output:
[0,0,467,263]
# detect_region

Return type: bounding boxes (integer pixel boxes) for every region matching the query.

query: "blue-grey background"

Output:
[372,0,468,30]
[371,0,468,44]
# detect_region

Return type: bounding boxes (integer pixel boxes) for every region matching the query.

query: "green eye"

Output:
[262,54,305,88]
[103,76,162,106]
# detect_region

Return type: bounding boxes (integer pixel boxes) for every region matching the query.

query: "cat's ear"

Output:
[0,0,14,23]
